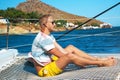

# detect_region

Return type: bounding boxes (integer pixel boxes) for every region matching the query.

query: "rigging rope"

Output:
[56,2,120,40]
[57,30,120,41]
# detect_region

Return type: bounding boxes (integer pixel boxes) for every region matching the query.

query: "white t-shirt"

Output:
[32,31,55,64]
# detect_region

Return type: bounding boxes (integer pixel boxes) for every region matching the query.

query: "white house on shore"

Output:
[0,19,7,24]
[100,23,112,28]
[81,23,112,30]
[65,22,78,29]
[81,26,100,30]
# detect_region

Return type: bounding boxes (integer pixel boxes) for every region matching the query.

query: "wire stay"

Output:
[56,2,120,40]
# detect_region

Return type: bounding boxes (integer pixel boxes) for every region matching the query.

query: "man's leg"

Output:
[31,53,115,76]
[55,53,115,70]
[64,45,113,61]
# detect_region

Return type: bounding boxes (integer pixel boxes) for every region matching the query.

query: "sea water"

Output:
[0,27,120,54]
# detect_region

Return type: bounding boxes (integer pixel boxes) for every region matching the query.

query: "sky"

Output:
[0,0,120,26]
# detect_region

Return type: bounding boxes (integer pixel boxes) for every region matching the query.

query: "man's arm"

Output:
[54,41,67,54]
[48,47,66,58]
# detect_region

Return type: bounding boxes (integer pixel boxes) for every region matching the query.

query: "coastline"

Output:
[0,24,119,35]
[0,24,67,35]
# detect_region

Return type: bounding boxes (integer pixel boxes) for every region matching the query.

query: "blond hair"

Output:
[39,14,52,27]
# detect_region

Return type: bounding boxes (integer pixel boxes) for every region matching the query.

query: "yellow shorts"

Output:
[38,56,62,77]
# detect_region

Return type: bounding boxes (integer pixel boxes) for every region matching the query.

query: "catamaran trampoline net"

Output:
[0,58,120,80]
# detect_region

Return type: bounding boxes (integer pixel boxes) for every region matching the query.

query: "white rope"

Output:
[57,35,91,41]
[57,30,120,41]
[0,44,32,50]
[53,34,84,37]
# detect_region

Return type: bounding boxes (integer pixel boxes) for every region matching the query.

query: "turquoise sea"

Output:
[0,27,120,54]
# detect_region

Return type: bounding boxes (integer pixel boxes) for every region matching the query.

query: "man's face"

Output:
[46,16,56,32]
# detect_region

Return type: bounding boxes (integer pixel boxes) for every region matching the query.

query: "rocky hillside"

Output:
[0,0,104,35]
[16,0,102,24]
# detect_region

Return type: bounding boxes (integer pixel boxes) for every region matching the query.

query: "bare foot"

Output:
[98,56,115,61]
[107,56,114,60]
[101,58,116,67]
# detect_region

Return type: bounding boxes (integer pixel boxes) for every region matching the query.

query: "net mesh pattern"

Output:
[0,58,120,80]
